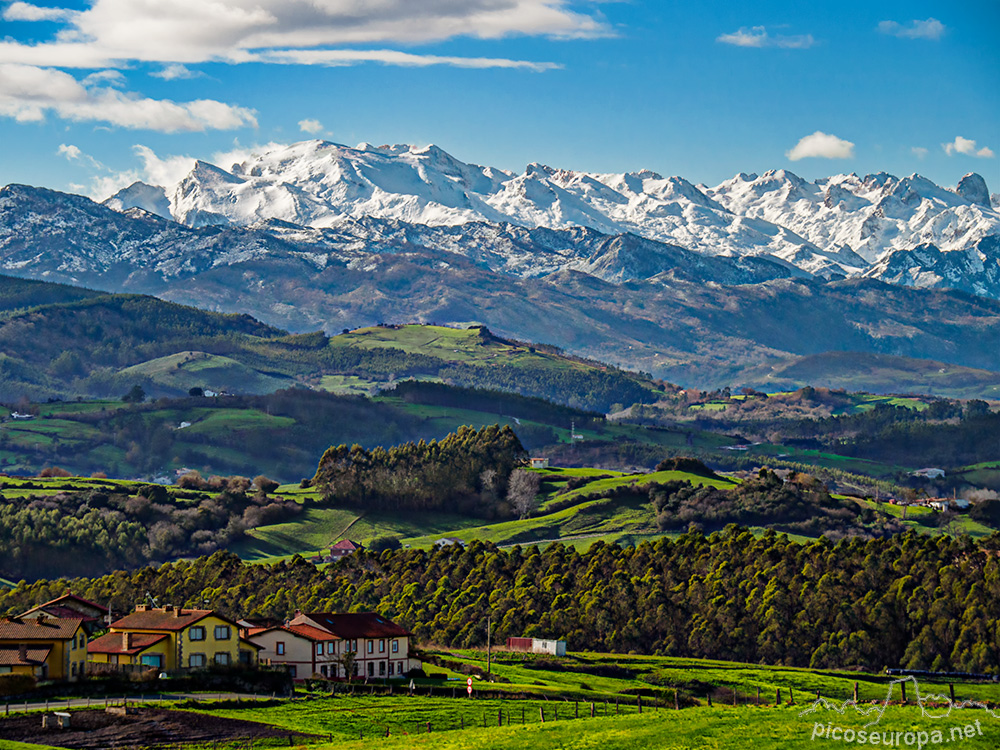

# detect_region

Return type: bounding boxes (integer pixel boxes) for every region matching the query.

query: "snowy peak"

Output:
[91,139,1000,290]
[104,181,171,219]
[957,173,991,207]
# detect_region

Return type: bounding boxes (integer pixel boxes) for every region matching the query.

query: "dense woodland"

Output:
[311,424,527,517]
[5,530,1000,674]
[0,477,299,580]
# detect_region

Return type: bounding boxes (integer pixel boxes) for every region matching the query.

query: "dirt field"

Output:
[0,707,318,748]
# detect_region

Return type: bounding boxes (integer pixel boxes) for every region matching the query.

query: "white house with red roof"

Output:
[247,612,416,680]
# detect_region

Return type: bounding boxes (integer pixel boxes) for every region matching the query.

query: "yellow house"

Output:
[0,616,88,681]
[88,605,255,671]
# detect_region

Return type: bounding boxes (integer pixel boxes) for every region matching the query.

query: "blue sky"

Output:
[0,0,997,197]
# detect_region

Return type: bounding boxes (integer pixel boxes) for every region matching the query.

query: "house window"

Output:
[379,639,385,653]
[398,661,403,674]
[215,652,230,665]
[71,662,77,676]
[327,642,335,654]
[276,642,285,655]
[140,654,164,668]
[367,640,373,654]
[189,626,206,641]
[316,643,323,656]
[367,662,374,677]
[392,640,399,653]
[214,625,231,640]
[352,662,359,676]
[388,662,394,676]
[351,639,358,652]
[288,665,297,678]
[189,653,206,668]
[379,661,386,676]
[0,666,11,674]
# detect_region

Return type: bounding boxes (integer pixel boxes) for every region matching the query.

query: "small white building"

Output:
[433,537,465,548]
[529,458,550,469]
[506,637,567,656]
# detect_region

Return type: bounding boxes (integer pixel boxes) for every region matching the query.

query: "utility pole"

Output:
[486,616,492,681]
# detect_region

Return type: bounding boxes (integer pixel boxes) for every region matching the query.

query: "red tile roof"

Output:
[293,612,410,639]
[330,540,362,551]
[0,617,82,641]
[88,632,168,656]
[287,624,340,642]
[19,593,108,618]
[0,646,51,666]
[110,607,232,632]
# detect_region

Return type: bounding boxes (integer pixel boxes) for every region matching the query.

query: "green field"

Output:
[121,350,293,395]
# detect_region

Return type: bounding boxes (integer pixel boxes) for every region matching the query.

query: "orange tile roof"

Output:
[0,646,51,666]
[0,617,81,641]
[110,607,232,632]
[88,632,169,656]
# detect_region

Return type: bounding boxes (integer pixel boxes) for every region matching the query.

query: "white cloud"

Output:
[263,47,561,70]
[943,136,994,159]
[132,145,198,186]
[298,118,324,134]
[0,64,257,131]
[911,147,928,160]
[786,131,855,161]
[717,25,815,49]
[210,141,286,172]
[2,2,77,22]
[878,18,945,40]
[57,143,82,161]
[151,64,203,81]
[0,0,600,69]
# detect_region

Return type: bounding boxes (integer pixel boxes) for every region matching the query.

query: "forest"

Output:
[311,424,527,517]
[4,529,999,674]
[0,475,299,580]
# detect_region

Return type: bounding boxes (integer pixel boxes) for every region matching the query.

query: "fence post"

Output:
[789,687,794,705]
[707,694,712,708]
[733,688,737,707]
[900,682,907,705]
[426,722,431,733]
[615,698,619,715]
[554,706,558,721]
[950,684,956,703]
[776,688,780,706]
[498,708,503,727]
[638,696,642,714]
[853,682,859,703]
[576,701,579,719]
[756,686,760,705]
[816,691,821,702]
[540,707,545,723]
[674,689,680,710]
[590,702,595,718]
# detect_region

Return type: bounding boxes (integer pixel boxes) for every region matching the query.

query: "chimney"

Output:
[18,644,26,662]
[175,607,183,617]
[135,604,147,612]
[163,604,173,613]
[122,632,132,650]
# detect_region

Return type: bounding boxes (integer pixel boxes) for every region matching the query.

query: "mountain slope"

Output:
[105,139,1000,285]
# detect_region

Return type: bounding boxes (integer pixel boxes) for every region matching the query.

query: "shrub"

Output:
[0,674,36,696]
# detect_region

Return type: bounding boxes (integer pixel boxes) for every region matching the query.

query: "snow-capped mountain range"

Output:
[102,139,1000,293]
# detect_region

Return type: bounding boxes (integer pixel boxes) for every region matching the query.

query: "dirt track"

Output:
[0,707,317,749]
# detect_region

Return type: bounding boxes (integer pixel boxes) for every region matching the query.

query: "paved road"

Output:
[2,692,277,715]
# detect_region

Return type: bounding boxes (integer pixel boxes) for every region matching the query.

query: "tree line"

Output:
[4,529,999,674]
[311,424,527,517]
